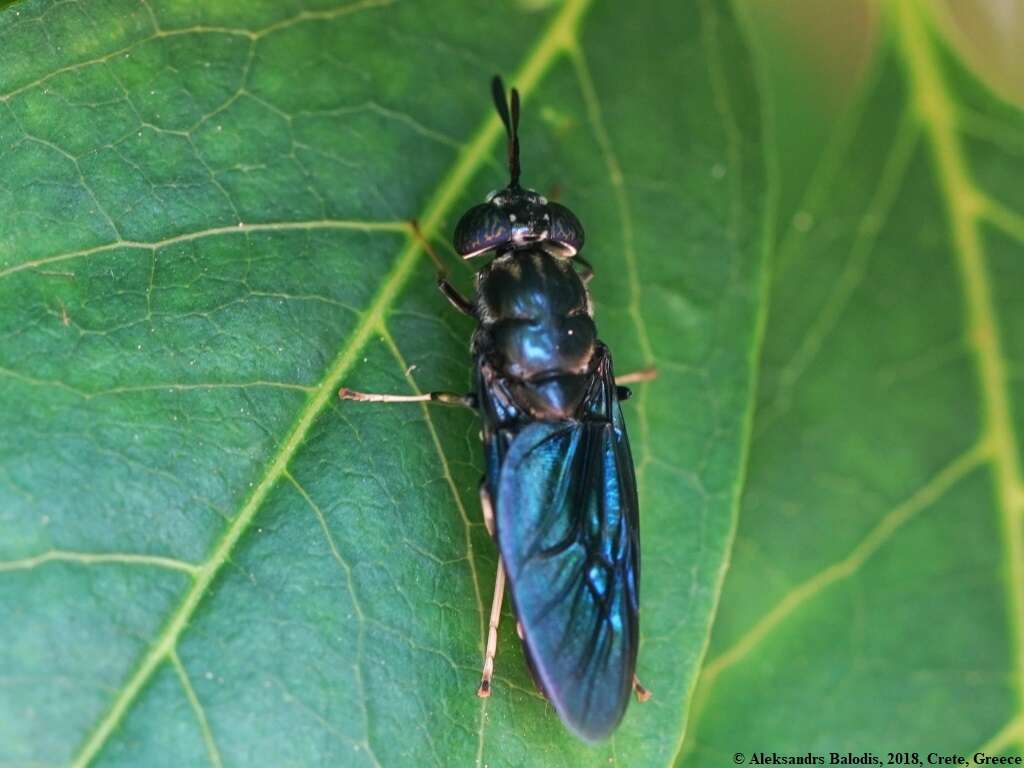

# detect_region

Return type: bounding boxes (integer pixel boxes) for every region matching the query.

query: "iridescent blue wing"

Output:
[496,398,639,742]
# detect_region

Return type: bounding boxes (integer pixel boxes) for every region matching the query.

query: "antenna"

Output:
[491,75,521,187]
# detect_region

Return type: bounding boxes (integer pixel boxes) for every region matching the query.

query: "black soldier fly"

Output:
[340,77,652,742]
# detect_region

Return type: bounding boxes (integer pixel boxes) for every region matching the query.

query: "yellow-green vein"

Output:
[895,0,1024,716]
[665,1,758,765]
[754,109,919,438]
[0,549,199,574]
[170,650,224,768]
[375,324,493,765]
[681,443,986,761]
[284,471,381,768]
[982,197,1024,243]
[567,43,655,480]
[972,715,1024,760]
[0,219,410,281]
[0,366,315,399]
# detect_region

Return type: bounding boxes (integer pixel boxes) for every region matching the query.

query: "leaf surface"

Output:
[681,2,1024,763]
[0,0,769,765]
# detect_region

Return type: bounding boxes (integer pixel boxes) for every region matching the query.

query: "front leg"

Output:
[437,273,476,317]
[573,255,594,284]
[409,218,477,318]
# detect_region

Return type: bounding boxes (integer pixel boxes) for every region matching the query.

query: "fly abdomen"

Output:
[506,371,591,420]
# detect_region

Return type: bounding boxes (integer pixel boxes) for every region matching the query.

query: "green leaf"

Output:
[681,2,1024,764]
[0,0,769,765]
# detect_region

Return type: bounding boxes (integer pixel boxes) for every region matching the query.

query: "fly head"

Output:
[453,76,585,260]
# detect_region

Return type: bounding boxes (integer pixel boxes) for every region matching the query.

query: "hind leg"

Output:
[477,485,505,697]
[477,558,506,697]
[633,675,652,702]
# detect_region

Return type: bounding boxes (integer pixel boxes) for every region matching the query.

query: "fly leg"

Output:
[479,480,495,538]
[339,389,477,409]
[438,275,475,317]
[478,559,506,698]
[409,219,477,318]
[616,367,658,385]
[477,484,505,698]
[633,675,652,702]
[339,221,476,407]
[573,255,595,285]
[615,367,658,401]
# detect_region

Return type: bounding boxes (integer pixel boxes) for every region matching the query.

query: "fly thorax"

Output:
[475,248,596,415]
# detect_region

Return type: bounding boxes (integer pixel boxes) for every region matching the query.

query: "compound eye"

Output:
[453,203,512,258]
[545,202,585,255]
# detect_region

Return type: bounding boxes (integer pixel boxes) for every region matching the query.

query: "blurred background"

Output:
[683,0,1024,764]
[749,0,1022,233]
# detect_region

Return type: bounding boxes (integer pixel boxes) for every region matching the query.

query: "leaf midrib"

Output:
[68,1,594,764]
[897,0,1024,717]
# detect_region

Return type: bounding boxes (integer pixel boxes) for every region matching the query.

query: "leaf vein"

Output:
[0,366,316,398]
[981,196,1024,244]
[169,650,224,768]
[670,1,773,763]
[0,219,410,281]
[896,0,1024,715]
[285,471,381,768]
[0,550,199,574]
[970,714,1024,759]
[680,443,987,763]
[376,324,492,766]
[754,110,920,438]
